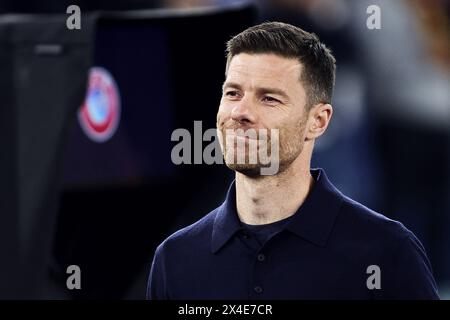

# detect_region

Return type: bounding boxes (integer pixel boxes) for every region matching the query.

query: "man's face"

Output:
[217,53,309,176]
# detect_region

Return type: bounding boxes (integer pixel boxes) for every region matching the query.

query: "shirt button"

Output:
[242,233,250,239]
[257,254,265,262]
[254,286,263,294]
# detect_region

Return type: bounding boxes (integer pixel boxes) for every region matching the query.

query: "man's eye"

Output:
[225,91,239,97]
[262,96,280,103]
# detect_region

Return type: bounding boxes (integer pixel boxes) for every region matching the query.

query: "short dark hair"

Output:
[225,21,336,108]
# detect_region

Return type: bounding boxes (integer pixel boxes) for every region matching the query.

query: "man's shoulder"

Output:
[338,194,413,243]
[336,193,438,299]
[155,206,219,255]
[331,193,428,269]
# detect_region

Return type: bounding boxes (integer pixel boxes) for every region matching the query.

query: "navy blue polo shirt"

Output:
[147,169,439,299]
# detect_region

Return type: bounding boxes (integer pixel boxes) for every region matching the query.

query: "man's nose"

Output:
[230,96,257,125]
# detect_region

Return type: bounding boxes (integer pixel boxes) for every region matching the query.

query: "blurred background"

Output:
[0,0,448,299]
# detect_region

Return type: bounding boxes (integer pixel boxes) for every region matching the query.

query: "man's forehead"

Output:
[226,53,302,85]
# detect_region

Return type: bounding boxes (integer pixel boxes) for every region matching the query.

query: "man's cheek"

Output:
[216,110,224,128]
[216,107,230,129]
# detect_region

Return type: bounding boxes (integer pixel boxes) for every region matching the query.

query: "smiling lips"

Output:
[223,128,261,141]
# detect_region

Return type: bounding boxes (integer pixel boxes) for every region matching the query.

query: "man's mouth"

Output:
[222,128,259,141]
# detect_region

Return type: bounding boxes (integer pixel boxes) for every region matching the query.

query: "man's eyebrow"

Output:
[222,82,242,91]
[257,87,290,100]
[222,82,290,100]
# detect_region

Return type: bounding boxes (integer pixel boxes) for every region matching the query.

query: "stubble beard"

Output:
[218,117,307,177]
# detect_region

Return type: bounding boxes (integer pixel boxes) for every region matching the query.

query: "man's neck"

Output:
[235,157,314,225]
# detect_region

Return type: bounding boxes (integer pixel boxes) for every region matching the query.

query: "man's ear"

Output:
[305,103,333,141]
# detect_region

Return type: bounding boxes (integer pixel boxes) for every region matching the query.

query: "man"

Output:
[147,22,439,299]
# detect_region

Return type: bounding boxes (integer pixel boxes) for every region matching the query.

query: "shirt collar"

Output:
[211,180,242,254]
[210,168,344,253]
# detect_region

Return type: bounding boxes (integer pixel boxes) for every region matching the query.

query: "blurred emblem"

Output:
[78,67,120,142]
